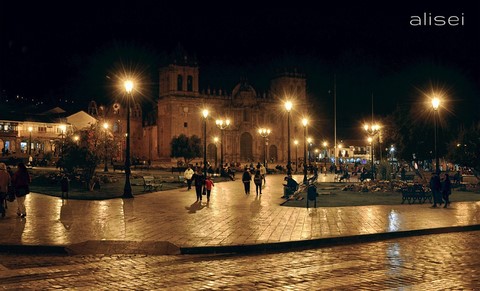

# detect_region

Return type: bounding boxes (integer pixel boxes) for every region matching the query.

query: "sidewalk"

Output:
[1,174,480,255]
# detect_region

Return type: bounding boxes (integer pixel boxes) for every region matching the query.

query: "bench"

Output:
[401,184,432,204]
[112,163,125,172]
[143,176,162,192]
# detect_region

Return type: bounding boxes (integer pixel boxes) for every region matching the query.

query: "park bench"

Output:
[112,163,125,172]
[143,176,162,192]
[401,184,432,204]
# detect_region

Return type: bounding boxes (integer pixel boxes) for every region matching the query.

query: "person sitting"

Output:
[282,175,299,199]
[339,171,350,182]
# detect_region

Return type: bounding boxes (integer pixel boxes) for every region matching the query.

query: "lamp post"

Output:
[59,124,66,157]
[215,118,230,171]
[123,80,134,198]
[302,118,308,184]
[364,123,380,180]
[202,109,209,180]
[213,136,219,170]
[285,101,293,174]
[367,137,373,177]
[294,140,299,173]
[258,128,271,168]
[307,137,313,164]
[103,122,109,172]
[432,97,440,174]
[28,126,33,156]
[323,141,328,171]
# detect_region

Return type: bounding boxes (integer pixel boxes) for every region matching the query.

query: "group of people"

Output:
[183,166,215,202]
[0,162,31,218]
[241,163,266,195]
[429,172,452,208]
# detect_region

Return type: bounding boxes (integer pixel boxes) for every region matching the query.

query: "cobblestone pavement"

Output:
[1,174,480,252]
[0,231,479,290]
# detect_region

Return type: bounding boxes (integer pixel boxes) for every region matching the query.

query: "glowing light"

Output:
[124,80,134,93]
[103,123,109,129]
[202,109,209,118]
[285,101,293,112]
[302,118,308,127]
[432,97,440,110]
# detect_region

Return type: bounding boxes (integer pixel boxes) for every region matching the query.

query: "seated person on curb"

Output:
[282,175,299,199]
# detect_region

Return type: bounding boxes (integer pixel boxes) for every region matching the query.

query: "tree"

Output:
[61,124,102,190]
[170,134,202,166]
[447,123,480,177]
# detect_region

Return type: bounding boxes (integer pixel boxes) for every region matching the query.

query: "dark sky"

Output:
[1,1,479,138]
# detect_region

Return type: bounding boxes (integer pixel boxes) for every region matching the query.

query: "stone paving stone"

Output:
[1,174,480,256]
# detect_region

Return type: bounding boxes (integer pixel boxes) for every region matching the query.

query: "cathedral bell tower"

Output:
[159,46,199,98]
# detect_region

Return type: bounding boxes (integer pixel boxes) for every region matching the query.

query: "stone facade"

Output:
[150,54,311,167]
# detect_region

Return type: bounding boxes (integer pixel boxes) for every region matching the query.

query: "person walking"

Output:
[429,172,442,208]
[253,170,262,195]
[260,163,267,185]
[242,167,251,195]
[184,166,194,190]
[192,169,205,202]
[0,163,11,218]
[205,176,214,202]
[12,163,31,217]
[442,173,452,208]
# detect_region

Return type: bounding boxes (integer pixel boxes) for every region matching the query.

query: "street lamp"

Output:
[202,109,209,181]
[323,141,328,172]
[28,126,33,156]
[213,136,219,170]
[294,139,299,173]
[123,80,134,198]
[302,118,308,183]
[367,136,373,178]
[103,122,109,172]
[307,137,313,164]
[59,124,66,157]
[285,101,293,174]
[215,118,230,172]
[364,123,380,180]
[258,128,271,168]
[432,97,440,174]
[390,145,395,165]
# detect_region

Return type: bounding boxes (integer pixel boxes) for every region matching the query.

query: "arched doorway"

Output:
[269,145,278,163]
[207,143,217,168]
[240,132,253,162]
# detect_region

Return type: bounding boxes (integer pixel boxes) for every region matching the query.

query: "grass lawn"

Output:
[29,177,186,200]
[282,183,480,208]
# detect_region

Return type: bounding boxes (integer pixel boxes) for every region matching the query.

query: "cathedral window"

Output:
[177,75,183,91]
[184,122,188,128]
[187,75,193,91]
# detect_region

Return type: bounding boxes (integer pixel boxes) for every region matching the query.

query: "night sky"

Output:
[1,1,479,138]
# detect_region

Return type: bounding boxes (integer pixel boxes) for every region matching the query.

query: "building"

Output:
[90,50,313,168]
[150,51,311,167]
[0,106,96,163]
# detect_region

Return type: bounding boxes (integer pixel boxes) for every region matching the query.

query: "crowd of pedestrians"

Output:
[0,162,31,218]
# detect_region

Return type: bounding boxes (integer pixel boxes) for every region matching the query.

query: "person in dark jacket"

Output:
[442,173,452,208]
[242,168,251,195]
[12,163,30,217]
[192,169,205,202]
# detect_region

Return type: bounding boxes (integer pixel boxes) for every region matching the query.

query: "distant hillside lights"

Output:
[410,12,465,26]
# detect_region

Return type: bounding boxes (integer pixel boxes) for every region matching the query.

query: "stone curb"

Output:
[180,224,480,254]
[1,225,479,256]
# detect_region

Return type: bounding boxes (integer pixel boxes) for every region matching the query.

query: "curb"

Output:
[180,224,480,254]
[1,225,480,256]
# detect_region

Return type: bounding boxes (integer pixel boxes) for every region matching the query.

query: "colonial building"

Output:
[149,53,312,167]
[88,50,314,167]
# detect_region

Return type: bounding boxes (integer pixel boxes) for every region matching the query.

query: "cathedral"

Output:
[89,51,311,168]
